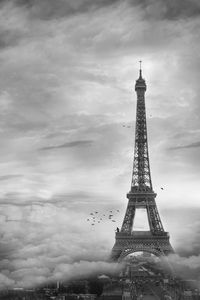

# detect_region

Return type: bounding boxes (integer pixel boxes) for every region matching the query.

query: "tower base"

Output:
[111,231,174,261]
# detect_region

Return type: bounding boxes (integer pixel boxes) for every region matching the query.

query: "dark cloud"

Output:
[169,141,200,150]
[14,0,120,20]
[14,0,200,21]
[40,140,94,151]
[0,30,22,49]
[0,174,23,181]
[133,0,200,20]
[0,242,13,260]
[0,2,28,50]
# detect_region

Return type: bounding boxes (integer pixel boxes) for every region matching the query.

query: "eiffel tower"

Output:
[111,63,174,261]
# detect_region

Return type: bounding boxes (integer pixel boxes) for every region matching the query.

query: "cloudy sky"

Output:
[0,0,200,289]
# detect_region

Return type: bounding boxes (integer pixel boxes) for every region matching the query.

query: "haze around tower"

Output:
[0,0,200,289]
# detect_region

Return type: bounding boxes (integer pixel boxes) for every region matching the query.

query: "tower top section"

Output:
[128,61,152,195]
[135,61,147,91]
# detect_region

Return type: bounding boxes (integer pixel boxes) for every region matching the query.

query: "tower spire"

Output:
[131,62,150,193]
[139,60,142,78]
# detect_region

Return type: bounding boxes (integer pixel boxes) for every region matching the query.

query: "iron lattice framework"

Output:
[111,67,174,261]
[131,70,152,192]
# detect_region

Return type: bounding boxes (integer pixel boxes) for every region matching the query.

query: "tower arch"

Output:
[119,248,162,262]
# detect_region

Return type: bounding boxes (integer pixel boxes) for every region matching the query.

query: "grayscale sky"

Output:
[0,0,200,289]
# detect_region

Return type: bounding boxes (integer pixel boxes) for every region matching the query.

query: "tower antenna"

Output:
[139,60,142,78]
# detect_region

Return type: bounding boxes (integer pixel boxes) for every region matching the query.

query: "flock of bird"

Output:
[86,188,164,227]
[86,209,120,226]
[122,124,131,128]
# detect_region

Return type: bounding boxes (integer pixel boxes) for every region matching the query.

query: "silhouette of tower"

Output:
[111,63,174,261]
